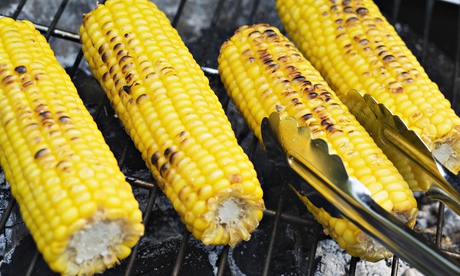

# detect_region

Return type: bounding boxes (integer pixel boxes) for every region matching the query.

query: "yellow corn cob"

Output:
[0,17,144,275]
[218,23,417,261]
[79,0,264,248]
[276,0,460,179]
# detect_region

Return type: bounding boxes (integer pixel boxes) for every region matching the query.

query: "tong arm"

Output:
[287,150,460,275]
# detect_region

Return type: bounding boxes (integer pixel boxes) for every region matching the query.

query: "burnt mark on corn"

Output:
[356,7,369,15]
[383,55,396,63]
[343,6,353,13]
[2,75,15,85]
[136,94,148,104]
[164,146,175,158]
[321,118,332,126]
[126,72,135,83]
[264,28,278,40]
[113,43,123,52]
[160,162,170,175]
[346,17,359,25]
[122,85,132,93]
[151,151,161,166]
[38,111,52,118]
[58,116,71,123]
[14,66,27,74]
[321,91,332,102]
[101,72,109,81]
[301,113,313,121]
[22,80,34,88]
[169,151,180,165]
[101,52,110,63]
[307,92,318,99]
[34,148,49,159]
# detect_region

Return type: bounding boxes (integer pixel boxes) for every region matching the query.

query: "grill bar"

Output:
[0,0,459,275]
[421,0,435,65]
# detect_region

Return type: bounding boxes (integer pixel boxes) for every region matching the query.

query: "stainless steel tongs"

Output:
[340,89,460,215]
[260,111,460,276]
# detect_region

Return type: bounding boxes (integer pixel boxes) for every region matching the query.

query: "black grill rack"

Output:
[0,0,459,275]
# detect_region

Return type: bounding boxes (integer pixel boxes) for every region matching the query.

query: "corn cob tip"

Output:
[56,210,144,275]
[432,126,460,174]
[200,188,264,248]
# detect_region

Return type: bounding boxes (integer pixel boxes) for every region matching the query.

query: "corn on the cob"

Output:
[275,0,460,179]
[79,0,264,248]
[0,17,144,275]
[218,23,417,261]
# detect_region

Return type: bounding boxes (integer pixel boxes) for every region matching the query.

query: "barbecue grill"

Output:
[0,0,459,275]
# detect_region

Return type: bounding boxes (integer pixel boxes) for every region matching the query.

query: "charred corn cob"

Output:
[276,0,460,179]
[0,17,144,275]
[79,0,264,247]
[218,23,417,261]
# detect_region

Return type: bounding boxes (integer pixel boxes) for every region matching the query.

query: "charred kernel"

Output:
[117,50,127,57]
[160,162,170,173]
[164,147,174,158]
[122,63,133,73]
[321,119,332,126]
[119,56,130,64]
[98,45,105,54]
[169,151,180,164]
[331,5,339,11]
[136,94,147,104]
[23,80,34,88]
[101,52,109,62]
[34,148,49,159]
[14,65,27,74]
[356,7,369,15]
[321,92,332,101]
[248,30,261,38]
[342,0,351,5]
[242,49,252,56]
[263,29,277,37]
[113,43,123,51]
[346,17,359,24]
[301,113,313,120]
[102,72,110,81]
[383,55,396,63]
[2,75,15,85]
[335,19,344,24]
[343,6,353,13]
[308,92,318,99]
[292,76,306,83]
[151,151,161,165]
[126,72,134,82]
[58,116,71,123]
[359,39,370,46]
[39,111,52,118]
[403,78,415,84]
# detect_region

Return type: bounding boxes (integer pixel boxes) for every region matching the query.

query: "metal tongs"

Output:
[261,110,460,275]
[341,89,460,214]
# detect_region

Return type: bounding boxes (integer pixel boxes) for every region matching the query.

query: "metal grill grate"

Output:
[0,0,459,275]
